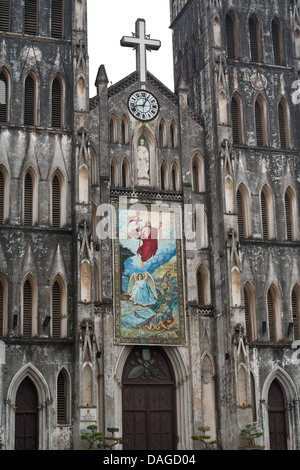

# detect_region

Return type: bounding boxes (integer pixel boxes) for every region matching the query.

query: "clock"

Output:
[128,90,159,121]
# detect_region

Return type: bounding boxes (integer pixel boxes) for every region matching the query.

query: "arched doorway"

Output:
[268,379,287,450]
[15,377,39,450]
[122,346,177,450]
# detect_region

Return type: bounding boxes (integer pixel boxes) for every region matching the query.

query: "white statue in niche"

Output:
[137,137,150,185]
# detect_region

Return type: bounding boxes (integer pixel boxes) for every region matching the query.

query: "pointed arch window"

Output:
[0,0,11,32]
[23,279,32,338]
[272,17,284,66]
[121,159,129,188]
[51,0,64,39]
[244,282,256,342]
[110,158,118,187]
[237,183,251,240]
[226,11,239,60]
[255,95,267,147]
[159,119,166,147]
[197,264,211,306]
[121,115,128,144]
[24,170,34,226]
[192,154,205,193]
[0,70,8,123]
[0,168,4,224]
[278,98,290,149]
[24,74,36,126]
[52,280,61,338]
[51,76,63,128]
[57,369,68,424]
[91,146,98,185]
[52,173,61,228]
[261,185,274,240]
[24,0,38,36]
[161,162,168,191]
[285,186,297,241]
[267,285,280,342]
[171,162,179,191]
[109,115,117,143]
[170,120,177,148]
[249,14,262,63]
[292,286,300,341]
[231,93,243,144]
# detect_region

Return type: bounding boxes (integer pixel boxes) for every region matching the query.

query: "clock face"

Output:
[128,90,159,121]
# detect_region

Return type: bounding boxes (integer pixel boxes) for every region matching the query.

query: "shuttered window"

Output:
[285,192,292,241]
[52,281,61,338]
[226,13,237,60]
[0,279,3,337]
[0,169,4,224]
[231,95,242,144]
[23,279,32,338]
[272,18,282,66]
[244,288,251,342]
[249,17,259,63]
[57,370,67,424]
[51,0,64,38]
[278,101,287,149]
[261,191,268,240]
[267,290,276,342]
[24,0,38,36]
[24,75,35,126]
[0,0,11,32]
[24,172,33,226]
[255,100,264,146]
[237,189,245,240]
[292,290,299,341]
[197,269,204,305]
[52,174,61,228]
[51,77,62,128]
[0,72,8,123]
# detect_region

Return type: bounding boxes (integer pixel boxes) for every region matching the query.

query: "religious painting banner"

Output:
[113,201,186,346]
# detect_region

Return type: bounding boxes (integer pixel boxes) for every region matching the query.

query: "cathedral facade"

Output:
[0,0,300,451]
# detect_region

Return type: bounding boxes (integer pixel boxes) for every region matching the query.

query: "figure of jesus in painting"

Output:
[130,220,162,267]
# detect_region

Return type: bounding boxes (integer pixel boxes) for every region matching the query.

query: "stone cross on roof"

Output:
[120,18,161,83]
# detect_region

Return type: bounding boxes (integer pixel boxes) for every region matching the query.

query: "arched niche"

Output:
[132,128,157,187]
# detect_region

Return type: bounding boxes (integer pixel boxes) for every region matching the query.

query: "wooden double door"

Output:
[268,379,288,450]
[122,347,177,450]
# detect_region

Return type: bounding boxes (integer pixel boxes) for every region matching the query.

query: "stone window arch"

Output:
[57,367,70,425]
[160,161,168,190]
[272,17,285,66]
[109,114,117,143]
[267,283,281,342]
[170,120,178,148]
[170,161,180,191]
[197,263,211,306]
[159,118,167,147]
[249,13,263,63]
[91,145,98,185]
[121,114,129,144]
[192,153,205,193]
[121,157,130,188]
[284,186,297,241]
[51,169,66,228]
[21,274,38,338]
[255,94,268,147]
[260,184,275,240]
[51,0,64,39]
[24,0,38,35]
[231,92,244,144]
[110,157,118,187]
[24,166,38,226]
[236,182,251,239]
[278,97,290,150]
[244,281,257,342]
[51,74,64,128]
[225,10,239,60]
[51,274,67,338]
[24,71,37,126]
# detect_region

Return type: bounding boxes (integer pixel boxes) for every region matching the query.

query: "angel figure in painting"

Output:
[128,272,158,306]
